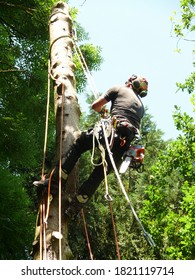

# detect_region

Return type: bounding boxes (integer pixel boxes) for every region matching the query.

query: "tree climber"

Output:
[34,74,148,219]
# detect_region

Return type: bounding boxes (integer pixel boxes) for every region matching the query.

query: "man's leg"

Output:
[33,129,94,188]
[64,161,106,219]
[64,128,135,219]
[64,136,126,219]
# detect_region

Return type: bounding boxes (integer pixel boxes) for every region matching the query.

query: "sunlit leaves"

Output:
[170,0,195,94]
[140,104,195,259]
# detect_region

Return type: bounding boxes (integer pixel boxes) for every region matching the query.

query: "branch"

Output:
[183,38,195,42]
[0,17,26,37]
[81,0,87,6]
[0,4,47,36]
[171,35,195,42]
[0,2,35,15]
[0,69,26,73]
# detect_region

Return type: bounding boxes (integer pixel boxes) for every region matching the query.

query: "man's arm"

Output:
[91,95,108,113]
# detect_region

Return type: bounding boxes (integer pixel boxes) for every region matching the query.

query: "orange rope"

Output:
[41,60,51,179]
[109,200,121,260]
[81,209,93,260]
[42,200,47,260]
[44,167,55,222]
[39,203,43,260]
[38,61,51,260]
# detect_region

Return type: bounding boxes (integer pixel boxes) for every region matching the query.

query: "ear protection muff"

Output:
[139,90,148,98]
[132,80,141,90]
[128,74,148,98]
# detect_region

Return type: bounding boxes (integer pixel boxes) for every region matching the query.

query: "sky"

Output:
[68,0,194,140]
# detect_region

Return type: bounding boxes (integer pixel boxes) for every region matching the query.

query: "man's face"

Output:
[139,77,148,91]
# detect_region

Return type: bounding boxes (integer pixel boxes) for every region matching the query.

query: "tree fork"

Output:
[32,1,80,260]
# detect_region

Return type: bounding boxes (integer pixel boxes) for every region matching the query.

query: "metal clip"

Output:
[105,194,113,202]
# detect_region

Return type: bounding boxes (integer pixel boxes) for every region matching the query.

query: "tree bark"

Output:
[32,1,80,260]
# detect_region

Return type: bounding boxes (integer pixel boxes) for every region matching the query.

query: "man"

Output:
[34,74,148,219]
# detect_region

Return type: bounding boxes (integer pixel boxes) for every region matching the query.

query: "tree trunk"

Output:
[32,1,80,260]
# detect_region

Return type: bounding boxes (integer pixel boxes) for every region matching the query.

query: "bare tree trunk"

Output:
[32,1,80,260]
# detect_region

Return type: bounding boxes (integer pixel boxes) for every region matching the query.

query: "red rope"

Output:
[81,209,93,260]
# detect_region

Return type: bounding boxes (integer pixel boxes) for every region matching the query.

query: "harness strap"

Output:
[91,122,105,167]
[112,115,139,134]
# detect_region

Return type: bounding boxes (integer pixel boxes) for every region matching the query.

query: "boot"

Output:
[64,194,89,220]
[33,169,68,188]
[33,178,49,187]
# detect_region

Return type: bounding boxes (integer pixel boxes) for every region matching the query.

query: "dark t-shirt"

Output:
[103,85,144,129]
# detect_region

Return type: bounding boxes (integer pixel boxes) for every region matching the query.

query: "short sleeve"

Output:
[103,86,119,101]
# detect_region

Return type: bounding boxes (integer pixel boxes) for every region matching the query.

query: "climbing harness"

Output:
[91,117,113,167]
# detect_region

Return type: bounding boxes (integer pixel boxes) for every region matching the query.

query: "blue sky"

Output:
[69,0,194,140]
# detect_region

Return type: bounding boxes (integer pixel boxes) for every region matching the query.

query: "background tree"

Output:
[0,0,56,260]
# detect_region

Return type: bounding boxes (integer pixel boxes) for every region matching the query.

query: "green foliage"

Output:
[140,104,195,259]
[176,72,195,94]
[0,0,58,259]
[140,107,169,165]
[0,167,35,259]
[170,0,195,94]
[170,0,195,36]
[0,0,103,259]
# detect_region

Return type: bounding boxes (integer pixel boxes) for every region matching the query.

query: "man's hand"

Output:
[91,95,108,113]
[99,107,108,118]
